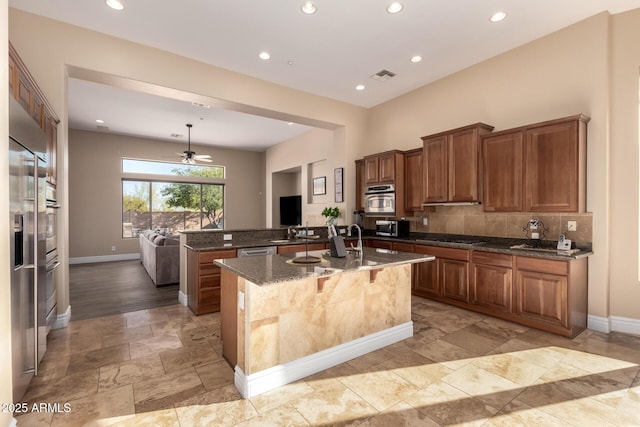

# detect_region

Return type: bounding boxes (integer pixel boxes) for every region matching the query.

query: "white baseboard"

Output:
[69,253,140,265]
[52,305,71,329]
[234,321,413,398]
[178,290,189,306]
[588,314,640,335]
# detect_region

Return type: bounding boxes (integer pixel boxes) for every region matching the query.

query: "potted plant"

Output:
[321,206,340,226]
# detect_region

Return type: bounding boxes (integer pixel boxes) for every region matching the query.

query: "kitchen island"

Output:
[215,247,434,398]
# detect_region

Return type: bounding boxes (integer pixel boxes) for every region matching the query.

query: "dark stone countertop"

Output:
[214,247,435,286]
[184,230,593,261]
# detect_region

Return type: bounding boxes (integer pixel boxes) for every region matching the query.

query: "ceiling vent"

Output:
[170,133,183,138]
[370,69,396,81]
[191,101,210,109]
[96,125,110,131]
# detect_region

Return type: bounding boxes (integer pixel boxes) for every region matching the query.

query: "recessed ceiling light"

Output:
[105,0,124,11]
[355,84,366,91]
[301,2,317,15]
[287,122,294,126]
[387,2,403,14]
[95,119,105,124]
[410,55,423,63]
[258,51,271,60]
[490,11,507,23]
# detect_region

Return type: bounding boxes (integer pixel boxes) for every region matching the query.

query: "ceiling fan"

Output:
[178,123,212,164]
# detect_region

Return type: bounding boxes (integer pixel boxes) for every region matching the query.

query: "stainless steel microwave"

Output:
[365,184,395,216]
[376,220,410,237]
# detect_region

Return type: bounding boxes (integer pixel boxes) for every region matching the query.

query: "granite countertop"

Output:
[214,247,435,286]
[185,231,593,261]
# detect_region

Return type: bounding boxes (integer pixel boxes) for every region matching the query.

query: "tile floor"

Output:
[15,298,640,426]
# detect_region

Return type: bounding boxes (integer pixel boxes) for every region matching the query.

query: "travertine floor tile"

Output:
[102,324,153,348]
[233,403,311,427]
[441,326,506,355]
[250,381,315,414]
[99,355,165,391]
[483,399,567,426]
[66,343,131,375]
[23,369,100,405]
[470,353,547,386]
[133,367,205,412]
[357,401,439,427]
[195,360,235,391]
[50,385,135,427]
[442,363,523,408]
[108,408,181,427]
[339,369,419,411]
[129,334,183,360]
[159,341,219,373]
[175,398,258,426]
[177,324,219,347]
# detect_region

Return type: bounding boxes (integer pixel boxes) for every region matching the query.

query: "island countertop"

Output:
[213,247,434,286]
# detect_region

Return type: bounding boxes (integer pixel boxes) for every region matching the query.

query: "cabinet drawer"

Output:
[414,245,469,261]
[516,256,567,275]
[199,249,237,264]
[200,287,221,306]
[369,240,393,250]
[200,263,221,276]
[200,274,221,289]
[472,251,512,268]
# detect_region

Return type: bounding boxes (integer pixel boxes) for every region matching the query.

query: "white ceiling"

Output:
[10,0,640,151]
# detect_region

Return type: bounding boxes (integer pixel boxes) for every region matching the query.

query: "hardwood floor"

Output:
[69,260,179,321]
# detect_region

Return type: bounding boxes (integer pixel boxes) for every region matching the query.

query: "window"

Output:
[121,159,224,237]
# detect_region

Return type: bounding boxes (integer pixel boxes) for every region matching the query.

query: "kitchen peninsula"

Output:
[215,247,435,398]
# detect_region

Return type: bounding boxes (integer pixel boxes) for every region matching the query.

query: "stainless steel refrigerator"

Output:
[9,96,47,402]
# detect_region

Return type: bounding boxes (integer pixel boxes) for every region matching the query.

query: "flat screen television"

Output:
[279,195,302,226]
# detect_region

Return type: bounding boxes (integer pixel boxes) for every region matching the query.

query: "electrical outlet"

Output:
[423,217,429,226]
[223,234,233,241]
[307,230,314,236]
[567,221,577,232]
[238,291,245,310]
[111,245,116,252]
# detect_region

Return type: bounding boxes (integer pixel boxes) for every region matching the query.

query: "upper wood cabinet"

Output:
[524,116,588,212]
[364,150,404,185]
[482,130,524,212]
[404,148,423,212]
[355,159,365,212]
[9,43,60,186]
[421,123,494,204]
[482,115,589,212]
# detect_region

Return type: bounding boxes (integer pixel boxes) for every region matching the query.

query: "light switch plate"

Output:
[238,291,245,310]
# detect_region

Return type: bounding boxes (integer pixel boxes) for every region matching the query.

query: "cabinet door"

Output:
[448,128,479,202]
[524,121,578,212]
[404,150,423,211]
[472,264,512,312]
[440,258,469,302]
[423,136,448,202]
[355,159,365,211]
[482,131,523,212]
[9,53,17,97]
[412,245,439,297]
[369,239,393,250]
[515,269,568,328]
[277,243,325,254]
[46,118,58,185]
[392,242,414,253]
[364,156,380,185]
[378,153,396,183]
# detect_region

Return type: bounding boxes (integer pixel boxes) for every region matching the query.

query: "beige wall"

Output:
[68,129,265,258]
[609,9,640,319]
[1,0,13,423]
[365,13,618,321]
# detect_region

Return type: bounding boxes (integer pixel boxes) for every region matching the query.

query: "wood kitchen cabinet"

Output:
[471,251,513,312]
[514,256,587,336]
[367,239,393,250]
[404,148,424,212]
[524,116,589,212]
[355,159,365,212]
[9,43,60,186]
[364,151,404,185]
[412,245,469,302]
[482,115,589,213]
[481,130,523,212]
[187,248,237,315]
[421,123,493,204]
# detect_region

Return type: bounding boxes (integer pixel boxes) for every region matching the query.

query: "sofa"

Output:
[139,230,180,286]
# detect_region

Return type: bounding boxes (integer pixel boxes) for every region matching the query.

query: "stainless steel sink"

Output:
[509,244,580,255]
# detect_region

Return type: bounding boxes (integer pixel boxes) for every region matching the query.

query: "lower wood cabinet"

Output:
[187,248,237,315]
[409,243,588,337]
[471,251,512,312]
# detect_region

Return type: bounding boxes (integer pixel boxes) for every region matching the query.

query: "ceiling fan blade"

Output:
[193,154,212,159]
[177,152,188,157]
[195,158,213,163]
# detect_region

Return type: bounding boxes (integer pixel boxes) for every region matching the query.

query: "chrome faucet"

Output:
[349,224,363,254]
[287,226,297,240]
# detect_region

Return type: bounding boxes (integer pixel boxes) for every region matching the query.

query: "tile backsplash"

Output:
[365,205,593,243]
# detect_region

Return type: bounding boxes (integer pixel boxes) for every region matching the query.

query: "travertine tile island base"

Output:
[215,248,435,398]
